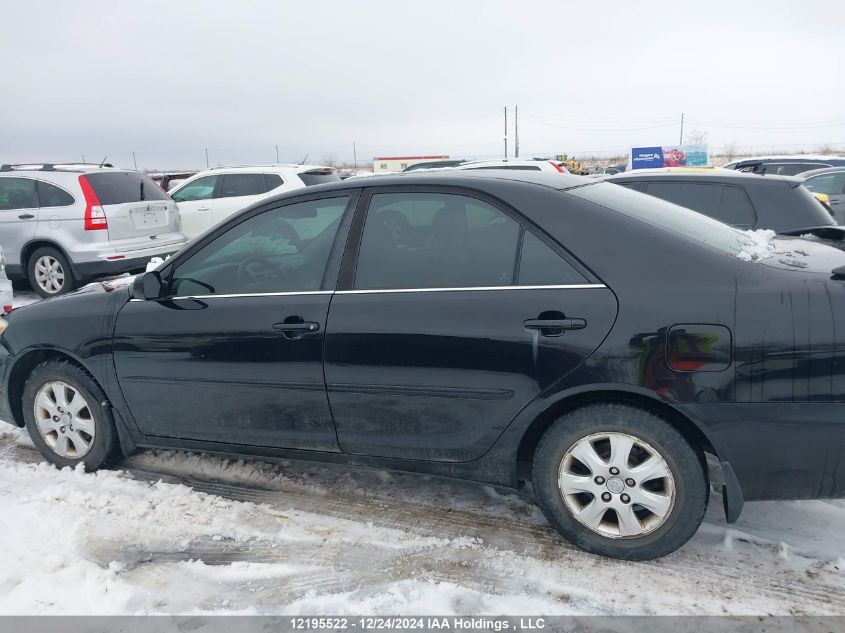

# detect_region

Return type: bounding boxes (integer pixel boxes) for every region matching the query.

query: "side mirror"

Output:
[130,271,164,301]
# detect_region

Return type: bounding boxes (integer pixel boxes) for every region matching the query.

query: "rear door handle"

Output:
[523,318,587,335]
[197,207,211,211]
[18,213,34,219]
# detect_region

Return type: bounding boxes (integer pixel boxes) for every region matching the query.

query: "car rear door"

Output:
[113,192,357,450]
[0,177,39,270]
[323,187,618,462]
[82,171,184,251]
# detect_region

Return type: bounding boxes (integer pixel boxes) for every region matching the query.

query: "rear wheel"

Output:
[532,403,707,560]
[22,360,119,470]
[27,246,75,298]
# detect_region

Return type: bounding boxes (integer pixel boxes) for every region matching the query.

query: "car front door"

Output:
[0,177,39,274]
[170,174,220,239]
[113,192,357,450]
[324,188,618,462]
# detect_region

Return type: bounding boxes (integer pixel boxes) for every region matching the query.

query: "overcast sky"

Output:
[2,0,843,169]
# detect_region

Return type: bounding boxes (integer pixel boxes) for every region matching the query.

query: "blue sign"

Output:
[631,146,665,169]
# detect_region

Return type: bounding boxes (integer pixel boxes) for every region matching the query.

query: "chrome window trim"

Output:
[129,284,606,302]
[336,284,607,295]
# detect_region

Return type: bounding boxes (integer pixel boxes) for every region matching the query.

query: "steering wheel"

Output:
[237,256,286,288]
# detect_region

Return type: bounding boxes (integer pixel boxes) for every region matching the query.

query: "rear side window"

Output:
[518,231,587,285]
[37,181,74,207]
[354,192,520,289]
[218,173,267,198]
[264,174,283,191]
[0,177,37,210]
[298,171,341,187]
[645,182,721,218]
[716,186,756,228]
[762,163,830,176]
[85,171,169,205]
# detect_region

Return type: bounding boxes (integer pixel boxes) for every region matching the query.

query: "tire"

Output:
[532,403,707,560]
[22,360,120,471]
[27,246,76,298]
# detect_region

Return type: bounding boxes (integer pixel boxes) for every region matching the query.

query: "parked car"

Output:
[455,159,571,173]
[169,165,340,239]
[7,171,845,560]
[402,160,467,172]
[0,248,13,314]
[723,155,845,176]
[604,169,839,238]
[797,166,845,224]
[148,171,197,193]
[0,164,187,297]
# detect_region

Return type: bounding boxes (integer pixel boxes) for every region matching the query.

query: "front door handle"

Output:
[18,213,34,219]
[523,317,586,337]
[272,316,320,340]
[197,207,211,211]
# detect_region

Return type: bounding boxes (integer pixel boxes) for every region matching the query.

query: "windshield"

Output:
[569,181,757,259]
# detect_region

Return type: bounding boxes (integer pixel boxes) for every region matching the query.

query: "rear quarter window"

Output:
[85,171,169,204]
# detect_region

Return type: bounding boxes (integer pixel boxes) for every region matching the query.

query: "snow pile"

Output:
[736,229,777,262]
[2,428,845,615]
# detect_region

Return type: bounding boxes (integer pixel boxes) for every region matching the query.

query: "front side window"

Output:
[218,173,267,198]
[354,192,520,289]
[805,173,845,196]
[170,196,349,296]
[0,177,37,210]
[171,175,218,202]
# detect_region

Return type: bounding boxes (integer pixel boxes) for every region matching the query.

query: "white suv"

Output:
[169,164,340,239]
[0,163,187,297]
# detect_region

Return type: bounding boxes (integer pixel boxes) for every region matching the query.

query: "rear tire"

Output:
[27,246,76,298]
[22,360,119,471]
[532,403,707,560]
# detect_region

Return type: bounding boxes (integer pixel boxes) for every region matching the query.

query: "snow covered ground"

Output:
[1,424,844,616]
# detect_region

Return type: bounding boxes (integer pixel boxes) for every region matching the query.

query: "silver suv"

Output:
[0,164,187,297]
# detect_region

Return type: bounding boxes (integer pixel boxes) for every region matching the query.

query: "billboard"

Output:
[630,144,709,170]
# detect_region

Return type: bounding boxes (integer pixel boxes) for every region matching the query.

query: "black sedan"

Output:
[3,171,845,561]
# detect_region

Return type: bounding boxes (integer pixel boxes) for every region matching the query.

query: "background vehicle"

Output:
[0,163,187,297]
[7,171,845,561]
[148,171,197,192]
[604,169,839,235]
[454,158,571,173]
[402,159,467,172]
[798,166,845,224]
[0,247,12,313]
[723,155,845,176]
[169,164,340,238]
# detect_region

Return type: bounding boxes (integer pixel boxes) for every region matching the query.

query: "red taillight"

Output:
[549,161,566,173]
[79,175,108,231]
[3,306,11,314]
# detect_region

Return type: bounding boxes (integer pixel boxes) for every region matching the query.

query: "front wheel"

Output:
[22,360,119,470]
[532,403,707,560]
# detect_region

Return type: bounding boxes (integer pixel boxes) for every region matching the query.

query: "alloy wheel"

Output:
[33,381,96,459]
[34,255,65,294]
[558,431,675,538]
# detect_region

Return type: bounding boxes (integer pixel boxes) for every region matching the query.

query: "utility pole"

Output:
[514,104,519,158]
[679,113,685,145]
[82,155,86,163]
[275,145,280,163]
[132,151,138,170]
[353,142,358,170]
[205,147,209,168]
[504,106,508,159]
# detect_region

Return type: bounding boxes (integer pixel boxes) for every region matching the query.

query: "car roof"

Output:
[604,169,800,186]
[204,163,332,174]
[276,169,589,195]
[0,163,120,175]
[457,159,557,168]
[732,155,845,164]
